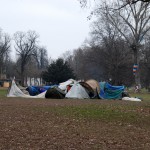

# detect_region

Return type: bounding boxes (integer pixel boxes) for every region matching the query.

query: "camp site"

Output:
[0,78,150,149]
[0,0,150,149]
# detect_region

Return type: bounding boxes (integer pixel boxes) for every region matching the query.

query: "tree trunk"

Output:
[21,63,25,86]
[133,45,141,86]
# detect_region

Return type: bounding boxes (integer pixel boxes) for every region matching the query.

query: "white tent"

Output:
[58,79,76,92]
[65,83,90,99]
[7,80,46,98]
[7,80,90,99]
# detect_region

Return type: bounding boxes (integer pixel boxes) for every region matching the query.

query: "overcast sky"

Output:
[0,0,92,60]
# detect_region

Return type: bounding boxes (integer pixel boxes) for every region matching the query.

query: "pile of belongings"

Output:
[99,82,125,99]
[7,79,141,101]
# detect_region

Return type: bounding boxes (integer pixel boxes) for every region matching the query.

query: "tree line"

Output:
[74,0,150,88]
[0,29,49,86]
[0,29,75,86]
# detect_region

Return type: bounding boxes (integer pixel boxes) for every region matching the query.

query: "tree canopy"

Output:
[79,0,150,10]
[42,58,75,84]
[14,30,39,85]
[0,30,11,79]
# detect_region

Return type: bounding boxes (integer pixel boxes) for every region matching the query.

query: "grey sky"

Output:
[0,0,92,59]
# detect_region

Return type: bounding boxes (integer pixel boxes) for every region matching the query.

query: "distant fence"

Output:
[26,77,43,86]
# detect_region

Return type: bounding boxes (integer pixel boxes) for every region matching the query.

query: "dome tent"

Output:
[65,82,90,99]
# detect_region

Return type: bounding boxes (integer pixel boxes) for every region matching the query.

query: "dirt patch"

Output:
[0,98,149,150]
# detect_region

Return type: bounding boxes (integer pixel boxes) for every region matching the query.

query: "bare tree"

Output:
[34,46,48,70]
[89,18,133,85]
[140,36,150,89]
[128,0,150,3]
[79,0,150,8]
[0,30,11,79]
[14,30,39,86]
[5,58,16,78]
[25,56,41,78]
[96,1,150,86]
[72,48,89,80]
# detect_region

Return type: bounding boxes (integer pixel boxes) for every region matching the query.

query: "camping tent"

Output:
[99,82,124,99]
[58,79,75,92]
[26,85,53,96]
[7,80,126,100]
[86,79,100,94]
[65,83,90,99]
[7,80,46,98]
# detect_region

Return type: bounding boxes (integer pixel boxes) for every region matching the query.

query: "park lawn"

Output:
[130,93,150,101]
[0,88,8,97]
[0,87,150,149]
[37,103,150,128]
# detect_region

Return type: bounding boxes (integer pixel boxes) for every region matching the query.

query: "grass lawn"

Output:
[128,88,150,101]
[0,88,150,149]
[0,88,8,97]
[130,92,150,101]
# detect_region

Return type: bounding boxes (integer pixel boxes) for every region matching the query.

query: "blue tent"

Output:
[99,82,124,99]
[26,86,54,96]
